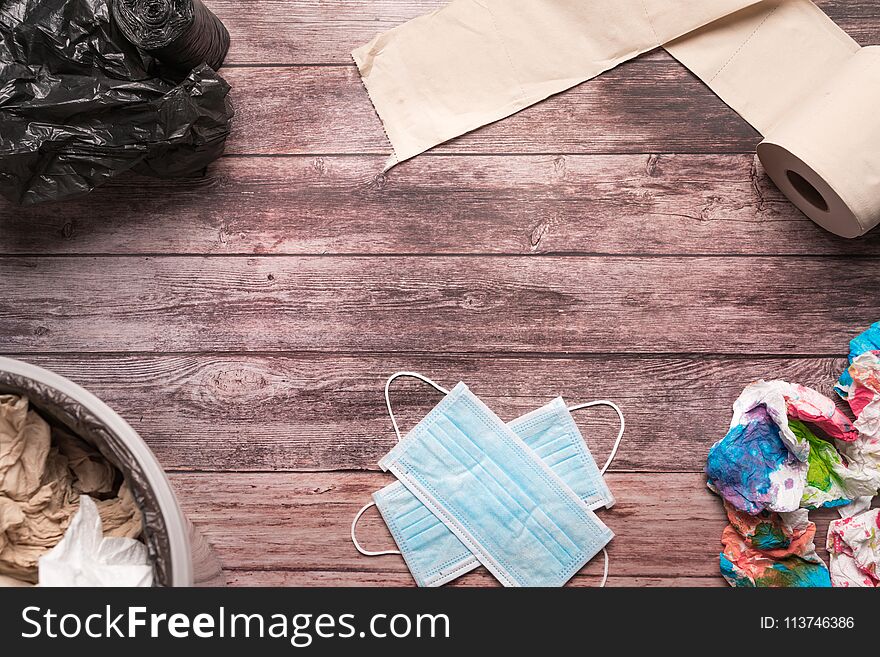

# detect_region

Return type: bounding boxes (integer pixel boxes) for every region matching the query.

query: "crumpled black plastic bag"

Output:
[0,0,233,205]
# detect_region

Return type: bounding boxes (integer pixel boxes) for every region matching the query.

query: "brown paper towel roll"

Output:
[757,47,880,238]
[667,0,877,238]
[354,0,880,238]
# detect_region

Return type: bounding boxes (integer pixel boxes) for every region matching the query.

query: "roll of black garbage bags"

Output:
[113,0,230,72]
[0,0,234,205]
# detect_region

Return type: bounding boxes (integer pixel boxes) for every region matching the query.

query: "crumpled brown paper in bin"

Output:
[0,395,142,584]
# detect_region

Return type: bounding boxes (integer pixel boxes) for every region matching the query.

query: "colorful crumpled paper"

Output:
[827,508,880,587]
[708,381,857,515]
[833,323,880,505]
[707,405,807,514]
[708,339,880,587]
[731,380,857,461]
[836,321,880,398]
[794,419,855,510]
[838,351,880,420]
[840,353,880,425]
[720,503,831,587]
[822,327,880,588]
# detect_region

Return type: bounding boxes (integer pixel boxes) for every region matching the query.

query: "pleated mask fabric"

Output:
[361,397,618,587]
[377,383,614,587]
[353,0,880,238]
[510,398,616,510]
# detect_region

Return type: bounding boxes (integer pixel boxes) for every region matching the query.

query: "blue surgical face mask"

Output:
[352,373,620,588]
[351,375,624,586]
[510,397,618,511]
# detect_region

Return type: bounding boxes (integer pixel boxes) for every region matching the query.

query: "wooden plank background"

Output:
[1,0,877,586]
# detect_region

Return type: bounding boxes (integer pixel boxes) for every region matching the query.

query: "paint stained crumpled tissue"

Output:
[731,380,858,460]
[707,380,860,515]
[707,404,807,514]
[39,495,153,587]
[0,394,144,585]
[821,322,880,588]
[707,365,880,587]
[836,321,880,394]
[827,506,880,588]
[720,502,830,587]
[835,322,880,432]
[834,324,880,494]
[842,351,880,436]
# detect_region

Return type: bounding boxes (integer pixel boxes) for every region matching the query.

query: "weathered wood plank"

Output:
[4,155,879,256]
[224,571,725,587]
[12,354,849,472]
[168,471,847,585]
[212,0,880,65]
[220,61,761,155]
[0,256,874,355]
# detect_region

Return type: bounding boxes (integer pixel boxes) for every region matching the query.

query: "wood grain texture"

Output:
[8,354,850,472]
[0,256,874,355]
[223,571,726,587]
[168,471,847,587]
[220,61,762,155]
[4,155,880,256]
[211,0,880,65]
[1,0,878,586]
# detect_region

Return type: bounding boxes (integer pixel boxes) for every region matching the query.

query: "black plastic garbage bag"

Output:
[0,0,233,205]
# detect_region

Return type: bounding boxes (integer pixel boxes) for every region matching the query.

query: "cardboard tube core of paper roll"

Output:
[785,171,828,214]
[758,142,859,237]
[756,46,880,239]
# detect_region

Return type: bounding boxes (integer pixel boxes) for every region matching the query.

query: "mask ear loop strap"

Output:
[385,371,450,441]
[378,376,615,583]
[351,502,401,556]
[566,400,621,589]
[566,400,625,475]
[600,548,609,587]
[351,372,449,557]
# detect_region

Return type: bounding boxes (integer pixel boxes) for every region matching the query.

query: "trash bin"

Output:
[0,357,224,586]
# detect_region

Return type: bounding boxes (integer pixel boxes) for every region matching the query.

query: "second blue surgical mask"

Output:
[512,397,617,511]
[352,374,622,587]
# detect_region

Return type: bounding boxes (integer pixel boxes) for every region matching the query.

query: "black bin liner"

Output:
[0,0,233,205]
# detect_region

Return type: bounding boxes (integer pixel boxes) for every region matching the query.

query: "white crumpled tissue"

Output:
[38,495,153,587]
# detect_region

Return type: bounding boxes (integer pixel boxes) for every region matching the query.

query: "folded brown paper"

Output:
[354,0,880,238]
